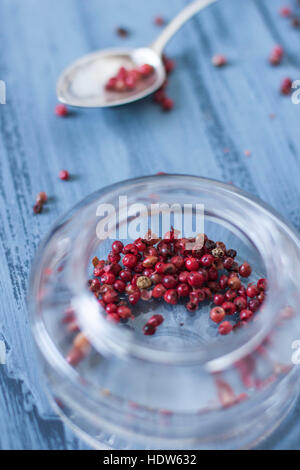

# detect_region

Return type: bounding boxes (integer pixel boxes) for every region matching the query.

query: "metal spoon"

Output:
[57,0,217,108]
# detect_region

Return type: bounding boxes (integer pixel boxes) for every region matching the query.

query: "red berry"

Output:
[225,288,237,301]
[178,271,189,283]
[187,271,205,288]
[219,274,228,289]
[123,243,139,255]
[112,240,124,254]
[246,283,259,298]
[223,257,234,270]
[101,272,115,285]
[227,276,241,290]
[117,306,132,319]
[214,293,225,306]
[152,283,166,299]
[154,16,165,26]
[240,309,253,321]
[161,97,174,111]
[90,278,101,292]
[218,321,233,335]
[210,307,225,324]
[170,255,184,269]
[177,283,190,297]
[128,291,141,305]
[257,278,267,291]
[163,289,178,305]
[212,54,227,67]
[164,59,175,74]
[222,301,236,315]
[234,296,247,311]
[139,64,154,77]
[269,45,284,65]
[55,104,68,117]
[33,203,43,214]
[143,324,156,335]
[134,238,147,252]
[147,314,164,327]
[185,257,199,271]
[200,254,214,267]
[154,89,166,104]
[248,298,260,312]
[280,77,292,95]
[36,191,47,204]
[119,269,132,282]
[239,262,252,278]
[106,303,117,314]
[59,170,69,180]
[114,279,126,293]
[280,6,292,17]
[103,290,119,304]
[208,267,218,281]
[123,254,138,268]
[186,301,198,312]
[162,274,178,289]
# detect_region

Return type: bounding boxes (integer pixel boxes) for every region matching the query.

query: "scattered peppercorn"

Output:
[116,27,129,37]
[212,54,227,67]
[59,169,70,181]
[55,104,68,117]
[280,77,293,95]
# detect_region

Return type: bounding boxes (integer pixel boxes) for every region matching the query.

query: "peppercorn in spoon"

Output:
[56,0,217,108]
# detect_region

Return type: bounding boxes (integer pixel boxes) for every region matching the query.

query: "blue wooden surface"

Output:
[0,0,300,449]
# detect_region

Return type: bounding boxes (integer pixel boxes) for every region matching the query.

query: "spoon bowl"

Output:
[56,0,217,108]
[57,47,166,108]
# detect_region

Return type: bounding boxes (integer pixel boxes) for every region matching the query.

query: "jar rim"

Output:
[29,174,300,374]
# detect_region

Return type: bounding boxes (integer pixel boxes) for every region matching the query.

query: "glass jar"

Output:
[28,174,300,450]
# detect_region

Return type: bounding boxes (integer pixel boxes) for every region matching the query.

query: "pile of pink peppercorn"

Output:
[88,229,267,337]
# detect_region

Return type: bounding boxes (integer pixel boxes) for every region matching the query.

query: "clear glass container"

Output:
[28,174,300,450]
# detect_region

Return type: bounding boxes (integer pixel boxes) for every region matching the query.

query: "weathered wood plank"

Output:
[0,0,299,449]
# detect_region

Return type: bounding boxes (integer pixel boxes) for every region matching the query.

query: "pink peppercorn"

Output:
[218,321,233,335]
[147,314,164,327]
[33,203,43,214]
[112,240,124,254]
[36,191,48,204]
[187,271,205,288]
[59,170,69,181]
[154,16,165,26]
[212,54,227,67]
[55,104,68,117]
[138,64,154,77]
[185,257,199,271]
[240,309,253,321]
[152,283,166,298]
[123,254,138,268]
[257,278,267,291]
[280,6,292,17]
[269,45,284,65]
[222,301,236,315]
[214,293,225,306]
[246,283,259,298]
[161,97,174,111]
[143,324,156,335]
[117,306,132,319]
[164,289,178,305]
[239,262,252,278]
[128,291,141,305]
[280,77,292,95]
[210,307,225,324]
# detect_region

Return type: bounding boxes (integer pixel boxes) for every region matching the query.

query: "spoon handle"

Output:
[151,0,217,55]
